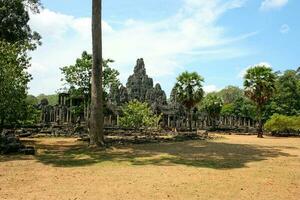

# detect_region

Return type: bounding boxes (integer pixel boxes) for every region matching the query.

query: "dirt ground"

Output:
[0,134,299,200]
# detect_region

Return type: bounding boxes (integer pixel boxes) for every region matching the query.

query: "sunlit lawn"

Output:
[0,135,299,200]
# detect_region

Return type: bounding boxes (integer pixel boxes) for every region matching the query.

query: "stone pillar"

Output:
[109,115,112,126]
[59,108,63,124]
[66,109,69,123]
[70,98,73,123]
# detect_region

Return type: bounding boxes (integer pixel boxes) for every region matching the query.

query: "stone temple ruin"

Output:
[40,58,257,132]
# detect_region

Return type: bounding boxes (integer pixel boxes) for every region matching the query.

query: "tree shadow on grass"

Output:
[22,138,296,169]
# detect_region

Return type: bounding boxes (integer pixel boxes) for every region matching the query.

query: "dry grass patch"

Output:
[0,135,299,200]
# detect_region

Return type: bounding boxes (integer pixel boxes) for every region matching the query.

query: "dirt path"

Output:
[0,135,299,200]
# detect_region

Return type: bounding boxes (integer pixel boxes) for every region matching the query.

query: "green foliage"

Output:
[268,69,300,116]
[173,71,204,110]
[173,71,204,131]
[0,0,41,49]
[244,65,276,136]
[119,100,161,130]
[233,97,256,119]
[0,1,42,127]
[202,93,223,117]
[22,95,41,125]
[0,40,32,127]
[221,103,234,115]
[244,66,277,108]
[201,93,223,128]
[60,51,92,95]
[60,51,120,98]
[36,94,58,105]
[217,86,256,119]
[218,86,243,104]
[264,114,300,134]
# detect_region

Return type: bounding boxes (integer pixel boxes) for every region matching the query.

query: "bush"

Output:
[264,114,300,135]
[119,100,162,130]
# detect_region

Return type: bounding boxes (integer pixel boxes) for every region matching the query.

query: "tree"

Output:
[264,114,300,135]
[60,51,120,99]
[0,40,32,130]
[0,0,41,129]
[90,0,104,146]
[36,94,58,106]
[23,95,41,126]
[244,65,276,138]
[218,86,243,104]
[273,69,300,116]
[201,93,223,129]
[0,0,41,49]
[119,100,161,130]
[173,71,204,131]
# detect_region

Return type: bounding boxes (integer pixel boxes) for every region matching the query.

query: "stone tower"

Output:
[126,58,154,102]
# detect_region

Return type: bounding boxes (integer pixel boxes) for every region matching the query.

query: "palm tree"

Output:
[173,71,204,132]
[90,0,104,146]
[244,65,276,138]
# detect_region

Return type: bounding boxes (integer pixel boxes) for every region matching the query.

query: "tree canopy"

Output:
[201,93,223,129]
[119,100,161,130]
[60,51,120,99]
[0,0,41,49]
[0,40,32,128]
[173,71,204,131]
[244,65,277,137]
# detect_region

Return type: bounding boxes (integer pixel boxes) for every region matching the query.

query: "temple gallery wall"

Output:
[40,58,257,131]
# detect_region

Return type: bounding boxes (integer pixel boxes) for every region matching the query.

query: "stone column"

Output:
[66,109,69,123]
[109,115,112,126]
[70,98,73,123]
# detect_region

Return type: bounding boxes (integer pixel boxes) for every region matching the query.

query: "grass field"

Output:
[0,135,299,200]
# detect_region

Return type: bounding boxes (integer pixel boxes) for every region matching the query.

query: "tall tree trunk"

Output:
[188,108,192,132]
[90,0,104,147]
[257,106,263,138]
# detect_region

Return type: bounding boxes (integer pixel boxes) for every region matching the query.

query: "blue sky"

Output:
[28,0,300,96]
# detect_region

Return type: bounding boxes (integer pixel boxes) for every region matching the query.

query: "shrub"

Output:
[264,114,300,135]
[119,100,162,130]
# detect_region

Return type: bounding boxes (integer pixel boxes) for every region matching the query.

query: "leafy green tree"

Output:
[201,93,223,129]
[60,51,120,99]
[36,94,59,106]
[22,95,40,125]
[244,65,277,138]
[119,100,161,130]
[264,114,300,135]
[218,86,255,119]
[0,40,32,129]
[273,69,300,116]
[173,71,204,131]
[0,0,42,129]
[221,97,256,119]
[218,86,243,104]
[0,0,41,49]
[221,103,234,116]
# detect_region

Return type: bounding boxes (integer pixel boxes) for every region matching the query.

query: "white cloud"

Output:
[260,0,288,11]
[28,0,254,95]
[280,24,290,34]
[203,85,220,93]
[238,62,272,78]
